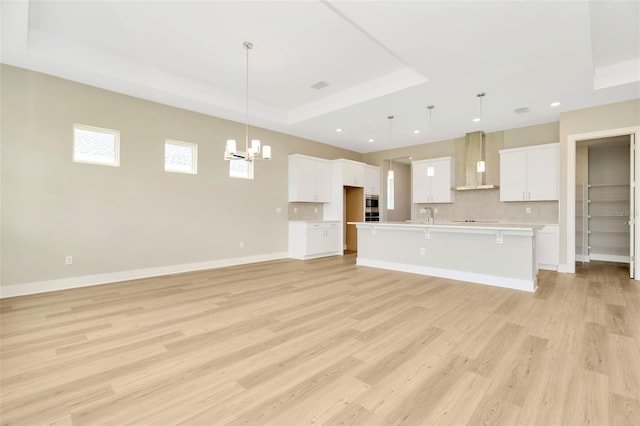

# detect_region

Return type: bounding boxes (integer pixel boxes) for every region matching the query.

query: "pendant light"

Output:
[474,92,486,173]
[426,105,435,177]
[387,115,394,180]
[224,42,272,168]
[386,115,395,211]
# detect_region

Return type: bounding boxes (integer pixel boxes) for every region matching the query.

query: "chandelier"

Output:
[224,42,272,163]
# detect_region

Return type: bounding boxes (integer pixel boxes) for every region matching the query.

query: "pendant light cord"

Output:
[388,115,394,172]
[427,105,434,160]
[244,42,253,157]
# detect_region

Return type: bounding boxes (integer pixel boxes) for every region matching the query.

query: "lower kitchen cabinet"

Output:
[289,221,341,260]
[536,224,559,270]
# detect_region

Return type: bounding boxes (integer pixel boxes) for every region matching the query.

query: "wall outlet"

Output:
[276,206,281,213]
[65,255,73,265]
[294,207,298,214]
[420,248,426,256]
[434,208,438,214]
[314,207,318,213]
[526,207,531,214]
[239,241,244,248]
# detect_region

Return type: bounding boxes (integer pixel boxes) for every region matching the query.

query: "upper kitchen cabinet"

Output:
[412,156,455,203]
[335,159,365,187]
[500,143,559,201]
[365,165,381,195]
[288,154,332,202]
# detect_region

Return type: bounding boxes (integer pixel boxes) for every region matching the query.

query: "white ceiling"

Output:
[2,0,639,153]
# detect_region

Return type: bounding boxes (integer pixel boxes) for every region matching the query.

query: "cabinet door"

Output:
[324,225,340,254]
[306,226,325,255]
[500,150,527,201]
[342,161,365,187]
[365,166,380,195]
[526,145,558,201]
[536,226,559,268]
[289,156,317,202]
[412,161,431,203]
[315,160,332,202]
[430,158,453,203]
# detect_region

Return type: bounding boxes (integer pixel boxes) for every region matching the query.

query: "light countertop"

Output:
[348,221,546,232]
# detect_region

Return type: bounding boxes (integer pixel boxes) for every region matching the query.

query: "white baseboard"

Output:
[0,252,289,299]
[557,263,574,273]
[356,258,536,293]
[589,253,630,263]
[538,264,559,271]
[288,251,342,260]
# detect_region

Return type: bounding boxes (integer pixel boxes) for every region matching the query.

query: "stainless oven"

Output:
[365,195,379,222]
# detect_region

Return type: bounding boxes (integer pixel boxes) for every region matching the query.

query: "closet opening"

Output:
[575,134,634,277]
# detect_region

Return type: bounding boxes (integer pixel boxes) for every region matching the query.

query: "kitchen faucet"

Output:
[424,206,434,224]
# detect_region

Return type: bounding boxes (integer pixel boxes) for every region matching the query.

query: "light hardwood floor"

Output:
[1,255,639,425]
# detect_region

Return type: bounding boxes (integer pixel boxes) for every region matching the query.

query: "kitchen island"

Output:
[350,221,542,292]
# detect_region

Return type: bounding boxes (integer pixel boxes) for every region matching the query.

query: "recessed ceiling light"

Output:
[550,102,561,107]
[368,139,374,143]
[336,128,343,133]
[473,118,481,122]
[413,130,420,134]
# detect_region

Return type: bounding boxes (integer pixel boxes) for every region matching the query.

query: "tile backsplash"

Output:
[413,189,559,224]
[288,203,324,221]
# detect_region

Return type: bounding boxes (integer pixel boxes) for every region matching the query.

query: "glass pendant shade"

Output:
[226,139,237,155]
[262,145,271,159]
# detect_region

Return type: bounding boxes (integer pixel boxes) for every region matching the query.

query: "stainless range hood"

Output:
[455,131,499,191]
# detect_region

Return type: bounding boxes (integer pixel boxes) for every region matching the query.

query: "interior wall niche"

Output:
[383,159,411,222]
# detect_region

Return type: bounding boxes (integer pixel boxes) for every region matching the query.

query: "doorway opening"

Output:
[344,186,364,253]
[567,126,640,278]
[576,136,632,269]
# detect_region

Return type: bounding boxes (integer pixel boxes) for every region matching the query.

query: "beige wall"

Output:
[0,65,361,288]
[559,99,640,267]
[3,64,638,288]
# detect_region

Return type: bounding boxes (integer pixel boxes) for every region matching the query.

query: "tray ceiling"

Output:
[2,0,638,153]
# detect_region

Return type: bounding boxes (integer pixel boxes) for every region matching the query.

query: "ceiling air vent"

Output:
[514,106,531,114]
[310,81,329,90]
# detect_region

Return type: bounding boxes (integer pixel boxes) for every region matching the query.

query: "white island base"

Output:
[352,222,539,292]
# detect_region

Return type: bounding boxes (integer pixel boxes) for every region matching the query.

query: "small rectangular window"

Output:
[230,159,254,179]
[165,140,197,174]
[73,124,120,167]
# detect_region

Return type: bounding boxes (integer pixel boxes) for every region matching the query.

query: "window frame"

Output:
[164,139,198,175]
[72,123,120,167]
[229,159,254,180]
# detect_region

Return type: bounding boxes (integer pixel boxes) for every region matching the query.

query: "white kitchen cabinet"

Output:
[288,221,341,259]
[412,156,455,203]
[500,143,559,201]
[335,159,365,187]
[288,154,332,202]
[365,165,380,195]
[536,224,559,270]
